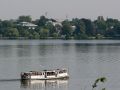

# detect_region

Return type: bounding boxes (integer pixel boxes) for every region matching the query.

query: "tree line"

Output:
[0,15,120,39]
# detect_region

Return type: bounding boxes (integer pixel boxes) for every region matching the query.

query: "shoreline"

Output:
[0,37,119,40]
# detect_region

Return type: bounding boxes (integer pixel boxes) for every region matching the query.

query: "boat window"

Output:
[29,72,43,75]
[59,70,67,73]
[38,72,42,75]
[47,72,55,76]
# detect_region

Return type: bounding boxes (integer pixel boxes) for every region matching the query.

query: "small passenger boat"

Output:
[21,69,69,80]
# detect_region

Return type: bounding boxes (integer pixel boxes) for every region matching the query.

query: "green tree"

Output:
[62,20,73,39]
[54,24,62,37]
[112,23,120,38]
[39,28,49,39]
[72,18,86,34]
[2,20,14,28]
[46,22,56,37]
[94,16,107,35]
[37,16,48,27]
[81,18,94,36]
[72,18,87,39]
[18,27,30,38]
[18,15,32,22]
[106,18,117,29]
[32,31,40,39]
[105,18,120,37]
[5,28,19,37]
[52,33,59,39]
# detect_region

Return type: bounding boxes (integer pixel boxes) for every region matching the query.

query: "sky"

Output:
[0,0,120,20]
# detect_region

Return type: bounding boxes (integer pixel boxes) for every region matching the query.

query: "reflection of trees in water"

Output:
[17,45,32,57]
[21,79,68,90]
[38,45,55,57]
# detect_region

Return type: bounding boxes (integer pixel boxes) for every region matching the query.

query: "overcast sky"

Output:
[0,0,120,20]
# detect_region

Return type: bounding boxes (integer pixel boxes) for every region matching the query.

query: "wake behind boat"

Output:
[21,69,69,80]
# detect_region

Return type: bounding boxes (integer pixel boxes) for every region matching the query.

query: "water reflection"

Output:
[1,40,120,90]
[21,79,68,90]
[16,45,32,57]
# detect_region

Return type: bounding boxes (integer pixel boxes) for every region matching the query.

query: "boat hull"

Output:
[21,76,69,80]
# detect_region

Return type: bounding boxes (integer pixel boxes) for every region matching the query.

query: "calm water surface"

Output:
[0,40,120,90]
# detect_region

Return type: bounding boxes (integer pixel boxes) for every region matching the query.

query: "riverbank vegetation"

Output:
[0,16,120,39]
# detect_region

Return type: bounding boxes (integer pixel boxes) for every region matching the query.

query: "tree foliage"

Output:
[18,16,32,22]
[0,15,120,39]
[4,28,19,37]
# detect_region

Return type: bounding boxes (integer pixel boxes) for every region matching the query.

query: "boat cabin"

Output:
[21,69,69,80]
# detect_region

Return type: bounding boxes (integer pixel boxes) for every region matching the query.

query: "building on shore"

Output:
[18,22,37,29]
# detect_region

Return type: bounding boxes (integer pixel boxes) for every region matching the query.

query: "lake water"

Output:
[0,40,120,90]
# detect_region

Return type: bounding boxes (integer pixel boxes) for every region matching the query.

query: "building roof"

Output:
[20,22,37,27]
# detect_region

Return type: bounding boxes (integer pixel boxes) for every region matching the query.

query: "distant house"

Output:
[52,21,62,26]
[19,22,37,29]
[71,25,76,31]
[46,20,62,34]
[47,20,62,26]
